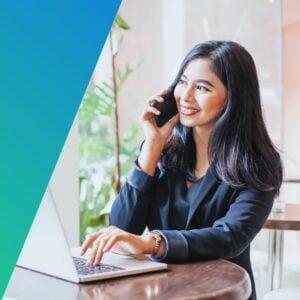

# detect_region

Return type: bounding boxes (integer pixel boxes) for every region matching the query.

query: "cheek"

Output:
[200,96,226,113]
[173,87,181,104]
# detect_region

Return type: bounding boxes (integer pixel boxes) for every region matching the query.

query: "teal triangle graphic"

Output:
[0,1,121,297]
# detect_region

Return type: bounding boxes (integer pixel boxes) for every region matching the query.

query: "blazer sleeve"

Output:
[109,162,160,234]
[156,187,274,262]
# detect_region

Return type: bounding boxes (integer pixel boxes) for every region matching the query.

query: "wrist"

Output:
[142,234,156,255]
[147,231,162,256]
[143,138,165,150]
[141,140,165,160]
[143,230,166,258]
[138,141,164,176]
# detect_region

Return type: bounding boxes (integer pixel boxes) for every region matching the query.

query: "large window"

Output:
[78,0,283,245]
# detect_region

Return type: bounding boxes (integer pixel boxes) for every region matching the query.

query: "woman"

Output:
[81,41,282,300]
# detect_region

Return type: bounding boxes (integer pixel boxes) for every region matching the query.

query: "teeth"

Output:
[181,107,198,114]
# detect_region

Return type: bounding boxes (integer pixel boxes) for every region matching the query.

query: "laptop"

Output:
[16,188,167,283]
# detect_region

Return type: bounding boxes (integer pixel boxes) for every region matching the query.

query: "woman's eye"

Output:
[178,79,187,85]
[197,85,209,92]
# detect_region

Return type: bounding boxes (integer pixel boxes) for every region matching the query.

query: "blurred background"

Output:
[49,1,300,299]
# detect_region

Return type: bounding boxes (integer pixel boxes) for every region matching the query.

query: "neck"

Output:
[192,126,212,178]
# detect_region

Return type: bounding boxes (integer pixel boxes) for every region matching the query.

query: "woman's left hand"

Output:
[80,226,153,266]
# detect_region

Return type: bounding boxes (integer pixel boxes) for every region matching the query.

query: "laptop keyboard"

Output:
[73,257,125,275]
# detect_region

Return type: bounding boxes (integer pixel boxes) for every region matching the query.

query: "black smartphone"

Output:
[150,92,178,127]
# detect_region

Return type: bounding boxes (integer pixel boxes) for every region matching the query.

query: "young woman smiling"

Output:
[81,41,283,300]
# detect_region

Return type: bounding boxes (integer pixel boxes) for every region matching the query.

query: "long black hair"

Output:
[161,40,282,195]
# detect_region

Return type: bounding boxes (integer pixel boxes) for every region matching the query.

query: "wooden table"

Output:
[264,203,300,290]
[5,260,251,300]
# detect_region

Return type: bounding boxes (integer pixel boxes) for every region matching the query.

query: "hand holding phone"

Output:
[150,92,178,127]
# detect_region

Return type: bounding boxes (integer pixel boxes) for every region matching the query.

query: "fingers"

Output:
[140,88,172,124]
[148,95,164,105]
[147,88,170,106]
[80,231,102,256]
[145,105,161,116]
[86,238,101,266]
[103,236,118,253]
[167,113,179,126]
[146,96,164,114]
[87,235,108,266]
[141,90,169,124]
[157,88,170,97]
[83,226,120,266]
[161,113,179,130]
[139,102,161,124]
[81,227,148,266]
[94,235,117,265]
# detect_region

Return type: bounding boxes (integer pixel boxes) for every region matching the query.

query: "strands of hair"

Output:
[161,41,283,196]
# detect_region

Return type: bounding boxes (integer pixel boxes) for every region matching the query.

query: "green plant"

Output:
[78,15,139,242]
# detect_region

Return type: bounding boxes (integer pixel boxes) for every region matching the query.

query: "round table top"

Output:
[6,259,251,300]
[264,203,300,230]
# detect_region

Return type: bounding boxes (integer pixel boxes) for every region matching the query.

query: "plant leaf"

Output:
[115,15,130,30]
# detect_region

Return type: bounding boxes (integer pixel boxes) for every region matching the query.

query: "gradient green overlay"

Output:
[0,1,121,296]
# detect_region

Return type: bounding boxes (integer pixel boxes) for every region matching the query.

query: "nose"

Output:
[181,85,195,104]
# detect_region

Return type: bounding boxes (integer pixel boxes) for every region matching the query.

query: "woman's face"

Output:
[174,58,227,130]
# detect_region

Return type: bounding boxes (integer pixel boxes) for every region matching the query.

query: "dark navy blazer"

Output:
[110,163,274,300]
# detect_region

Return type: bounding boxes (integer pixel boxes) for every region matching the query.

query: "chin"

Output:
[179,119,197,128]
[180,118,214,129]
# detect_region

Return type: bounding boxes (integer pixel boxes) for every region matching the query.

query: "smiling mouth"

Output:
[180,107,200,116]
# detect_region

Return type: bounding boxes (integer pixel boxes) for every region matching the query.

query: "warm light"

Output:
[144,283,160,298]
[145,284,152,299]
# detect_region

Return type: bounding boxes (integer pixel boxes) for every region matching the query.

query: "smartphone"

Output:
[150,92,178,127]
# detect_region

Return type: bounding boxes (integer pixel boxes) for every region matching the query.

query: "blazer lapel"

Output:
[186,168,218,228]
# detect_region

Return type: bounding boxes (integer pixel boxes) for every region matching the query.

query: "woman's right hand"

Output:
[140,89,179,145]
[137,89,179,176]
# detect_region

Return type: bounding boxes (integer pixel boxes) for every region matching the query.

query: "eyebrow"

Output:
[181,74,215,88]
